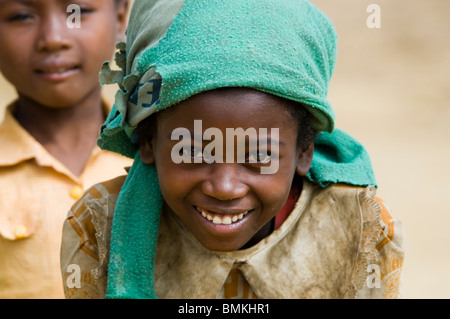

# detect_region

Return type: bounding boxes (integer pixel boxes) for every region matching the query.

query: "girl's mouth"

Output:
[195,206,250,225]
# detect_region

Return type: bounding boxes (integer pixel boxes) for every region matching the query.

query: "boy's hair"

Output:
[137,90,318,152]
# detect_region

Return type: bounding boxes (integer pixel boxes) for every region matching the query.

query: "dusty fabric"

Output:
[99,0,185,135]
[0,101,132,299]
[218,264,258,299]
[60,177,404,299]
[105,154,162,299]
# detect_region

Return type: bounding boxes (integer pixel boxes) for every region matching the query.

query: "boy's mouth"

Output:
[195,206,250,225]
[34,64,80,81]
[37,67,77,73]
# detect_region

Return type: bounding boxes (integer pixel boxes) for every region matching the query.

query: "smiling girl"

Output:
[61,0,404,299]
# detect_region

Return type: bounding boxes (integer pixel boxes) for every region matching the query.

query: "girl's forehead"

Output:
[160,88,294,123]
[154,89,299,142]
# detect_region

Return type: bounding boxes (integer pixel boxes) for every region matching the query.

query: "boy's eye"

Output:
[79,6,95,15]
[66,2,96,17]
[66,7,94,16]
[6,12,33,22]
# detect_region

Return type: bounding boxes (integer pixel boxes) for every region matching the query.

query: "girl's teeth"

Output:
[222,217,232,225]
[197,207,249,225]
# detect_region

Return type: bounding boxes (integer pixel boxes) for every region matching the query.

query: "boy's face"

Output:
[0,0,128,107]
[140,88,314,251]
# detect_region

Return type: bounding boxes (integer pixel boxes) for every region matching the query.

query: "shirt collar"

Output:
[0,100,112,178]
[154,180,373,298]
[0,101,38,166]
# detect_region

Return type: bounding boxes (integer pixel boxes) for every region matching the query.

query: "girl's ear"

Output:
[115,0,130,42]
[295,142,314,176]
[139,140,155,165]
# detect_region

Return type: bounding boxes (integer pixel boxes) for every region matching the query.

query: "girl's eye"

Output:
[180,146,203,160]
[247,152,272,164]
[258,154,272,164]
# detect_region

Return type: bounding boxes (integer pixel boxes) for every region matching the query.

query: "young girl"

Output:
[0,0,131,298]
[61,0,404,299]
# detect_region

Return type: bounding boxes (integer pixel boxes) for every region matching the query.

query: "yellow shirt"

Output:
[0,101,133,299]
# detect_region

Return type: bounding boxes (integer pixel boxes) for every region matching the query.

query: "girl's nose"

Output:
[36,14,71,52]
[201,164,250,201]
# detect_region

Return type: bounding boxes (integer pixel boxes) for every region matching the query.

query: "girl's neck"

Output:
[14,87,106,177]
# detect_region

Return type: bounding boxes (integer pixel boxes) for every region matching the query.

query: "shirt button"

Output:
[14,225,28,239]
[70,185,84,200]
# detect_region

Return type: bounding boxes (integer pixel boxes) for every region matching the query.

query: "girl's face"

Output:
[0,0,128,107]
[140,88,314,251]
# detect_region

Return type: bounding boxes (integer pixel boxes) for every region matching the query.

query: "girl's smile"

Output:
[195,206,251,225]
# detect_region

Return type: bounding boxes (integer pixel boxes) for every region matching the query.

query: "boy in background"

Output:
[0,0,130,298]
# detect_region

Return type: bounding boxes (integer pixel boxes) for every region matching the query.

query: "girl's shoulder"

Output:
[60,174,127,299]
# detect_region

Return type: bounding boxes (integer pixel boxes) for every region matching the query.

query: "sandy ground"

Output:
[1,0,449,299]
[310,0,450,299]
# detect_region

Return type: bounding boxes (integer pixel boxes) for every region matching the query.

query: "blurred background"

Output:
[1,0,449,298]
[310,0,450,298]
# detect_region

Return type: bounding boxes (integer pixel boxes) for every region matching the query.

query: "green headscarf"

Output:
[99,0,377,299]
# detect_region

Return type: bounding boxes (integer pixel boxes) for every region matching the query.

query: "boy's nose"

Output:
[36,15,71,52]
[201,164,249,201]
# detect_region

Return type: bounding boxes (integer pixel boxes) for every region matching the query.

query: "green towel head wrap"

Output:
[99,0,377,299]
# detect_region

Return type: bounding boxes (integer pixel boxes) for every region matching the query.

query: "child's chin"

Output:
[200,239,247,252]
